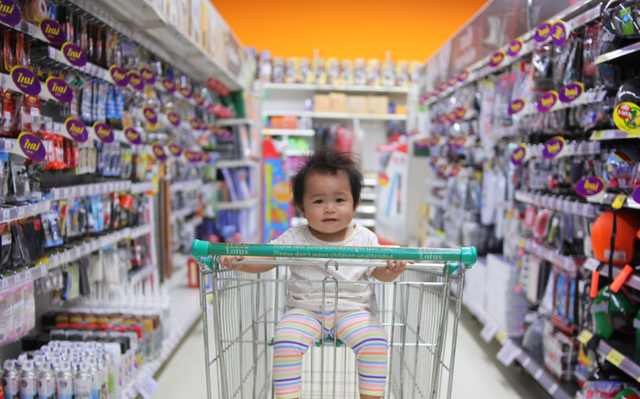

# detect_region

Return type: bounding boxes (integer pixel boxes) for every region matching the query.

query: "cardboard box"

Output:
[329,93,347,113]
[313,95,330,112]
[395,105,407,115]
[347,96,367,114]
[368,96,389,114]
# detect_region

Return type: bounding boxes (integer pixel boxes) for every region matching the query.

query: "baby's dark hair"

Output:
[291,147,363,210]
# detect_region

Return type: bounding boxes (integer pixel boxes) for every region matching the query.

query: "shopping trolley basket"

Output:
[191,240,477,399]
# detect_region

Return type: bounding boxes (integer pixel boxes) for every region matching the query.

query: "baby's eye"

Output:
[314,199,323,204]
[336,198,345,203]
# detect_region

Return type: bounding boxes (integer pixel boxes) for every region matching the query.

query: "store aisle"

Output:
[154,307,551,399]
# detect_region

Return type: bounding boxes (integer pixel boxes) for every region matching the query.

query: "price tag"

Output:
[79,186,85,196]
[52,255,59,268]
[25,270,31,282]
[1,278,8,292]
[534,369,543,380]
[134,376,159,399]
[583,258,600,272]
[480,323,499,343]
[496,332,505,343]
[612,194,627,209]
[17,207,25,219]
[521,357,531,368]
[2,209,9,221]
[606,349,625,367]
[40,265,47,276]
[549,384,558,395]
[14,273,21,285]
[496,340,521,367]
[70,186,77,197]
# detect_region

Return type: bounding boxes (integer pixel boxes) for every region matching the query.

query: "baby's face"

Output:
[299,171,358,242]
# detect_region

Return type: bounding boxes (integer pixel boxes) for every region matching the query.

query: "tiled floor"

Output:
[154,307,552,399]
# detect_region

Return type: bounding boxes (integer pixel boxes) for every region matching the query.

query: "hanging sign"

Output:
[454,106,467,120]
[161,77,176,94]
[92,122,114,143]
[457,69,469,83]
[576,176,605,197]
[448,164,462,178]
[510,144,527,166]
[16,132,45,162]
[63,117,88,143]
[152,143,167,161]
[9,66,40,96]
[559,82,584,103]
[61,42,87,67]
[179,86,192,99]
[142,106,158,125]
[489,51,505,68]
[508,98,526,115]
[0,0,20,26]
[447,76,458,86]
[167,142,182,157]
[139,67,156,85]
[537,91,558,113]
[201,151,211,163]
[632,186,640,204]
[127,71,144,91]
[193,93,205,106]
[551,20,568,47]
[108,66,129,87]
[43,77,72,103]
[534,21,552,43]
[507,39,523,58]
[542,136,565,159]
[37,18,64,45]
[614,102,640,135]
[184,149,201,163]
[189,118,201,130]
[166,111,181,127]
[123,127,142,145]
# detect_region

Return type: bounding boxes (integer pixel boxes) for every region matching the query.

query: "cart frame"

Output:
[192,241,476,399]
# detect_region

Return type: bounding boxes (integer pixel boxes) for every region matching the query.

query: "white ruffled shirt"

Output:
[271,223,380,315]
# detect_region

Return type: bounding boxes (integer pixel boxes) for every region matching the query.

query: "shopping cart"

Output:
[191,240,477,399]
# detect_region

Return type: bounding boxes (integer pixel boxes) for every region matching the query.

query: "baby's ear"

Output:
[297,204,306,217]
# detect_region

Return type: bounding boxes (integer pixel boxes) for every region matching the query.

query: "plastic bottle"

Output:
[85,357,100,399]
[3,359,19,399]
[55,361,73,399]
[74,363,92,399]
[36,362,56,399]
[19,360,37,399]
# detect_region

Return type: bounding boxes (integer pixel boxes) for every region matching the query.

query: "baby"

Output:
[219,147,412,399]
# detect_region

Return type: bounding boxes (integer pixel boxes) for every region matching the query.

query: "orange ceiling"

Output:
[211,0,490,61]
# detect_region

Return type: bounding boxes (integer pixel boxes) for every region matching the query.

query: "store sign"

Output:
[201,152,211,163]
[184,149,201,163]
[152,142,167,161]
[537,91,558,113]
[507,39,523,58]
[123,127,141,145]
[179,86,192,99]
[542,136,565,159]
[189,118,201,130]
[10,66,40,96]
[17,132,45,162]
[576,176,605,197]
[161,77,176,94]
[193,93,204,106]
[0,0,19,26]
[633,186,640,204]
[559,82,583,103]
[93,122,114,143]
[615,102,640,135]
[64,117,88,143]
[508,98,526,115]
[62,42,87,67]
[551,20,568,47]
[127,71,144,91]
[139,67,156,85]
[488,51,505,67]
[449,164,461,177]
[427,135,441,147]
[142,106,158,124]
[39,18,64,45]
[167,142,182,157]
[166,111,181,127]
[109,66,129,87]
[454,135,466,149]
[457,69,470,83]
[534,21,552,42]
[437,164,448,176]
[510,144,527,166]
[46,77,72,103]
[447,76,458,86]
[454,106,467,120]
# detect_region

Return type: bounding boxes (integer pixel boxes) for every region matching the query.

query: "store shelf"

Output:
[48,181,132,200]
[130,181,158,195]
[356,205,376,214]
[0,264,48,294]
[170,179,204,193]
[130,224,154,240]
[514,190,597,218]
[217,197,258,210]
[425,179,447,189]
[262,129,315,136]
[595,40,640,65]
[587,192,640,209]
[363,178,377,187]
[46,46,108,80]
[216,118,257,127]
[216,159,259,168]
[262,82,411,93]
[490,126,520,140]
[590,129,639,141]
[578,330,640,384]
[285,150,310,157]
[424,196,447,208]
[122,264,201,398]
[170,207,199,222]
[0,201,52,224]
[290,217,376,228]
[182,216,204,230]
[581,257,640,291]
[360,193,377,201]
[519,239,576,274]
[262,110,407,121]
[128,265,157,286]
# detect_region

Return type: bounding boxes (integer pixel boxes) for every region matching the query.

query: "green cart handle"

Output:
[192,240,476,268]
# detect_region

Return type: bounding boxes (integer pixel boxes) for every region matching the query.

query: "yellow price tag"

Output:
[590,131,603,141]
[578,330,593,345]
[612,194,627,210]
[496,332,505,343]
[518,238,526,248]
[606,349,625,367]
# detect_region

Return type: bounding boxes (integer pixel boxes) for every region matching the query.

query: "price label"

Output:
[606,349,625,367]
[2,209,9,221]
[549,384,558,395]
[612,194,627,210]
[52,255,59,268]
[480,323,499,343]
[135,376,159,399]
[14,273,21,285]
[25,270,31,282]
[534,369,543,380]
[70,186,77,197]
[40,265,47,275]
[521,357,531,368]
[79,186,85,196]
[1,278,8,292]
[496,340,521,367]
[583,258,600,272]
[17,207,25,219]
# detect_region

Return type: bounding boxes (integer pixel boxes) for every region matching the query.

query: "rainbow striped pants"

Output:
[272,309,389,398]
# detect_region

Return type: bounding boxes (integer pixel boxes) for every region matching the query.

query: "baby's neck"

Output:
[308,224,355,242]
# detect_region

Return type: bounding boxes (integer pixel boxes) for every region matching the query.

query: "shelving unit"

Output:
[262,82,411,93]
[217,197,258,211]
[216,118,257,127]
[262,129,315,136]
[216,159,260,168]
[263,110,408,121]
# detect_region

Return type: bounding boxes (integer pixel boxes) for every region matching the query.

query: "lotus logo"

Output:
[546,142,560,153]
[512,102,522,111]
[0,4,14,13]
[69,124,83,135]
[45,24,59,36]
[512,150,524,160]
[96,126,110,137]
[126,131,138,140]
[553,26,564,40]
[583,180,601,193]
[23,139,40,151]
[112,71,125,81]
[130,76,141,85]
[51,82,66,94]
[154,147,163,156]
[17,73,33,85]
[492,53,502,63]
[541,97,554,107]
[169,114,178,122]
[564,87,578,99]
[510,43,520,53]
[538,26,549,37]
[142,70,153,79]
[67,49,82,59]
[145,109,155,119]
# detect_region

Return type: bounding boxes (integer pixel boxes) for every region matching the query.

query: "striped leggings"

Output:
[273,309,389,398]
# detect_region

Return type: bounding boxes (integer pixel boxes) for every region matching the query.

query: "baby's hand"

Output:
[385,259,414,275]
[218,256,244,270]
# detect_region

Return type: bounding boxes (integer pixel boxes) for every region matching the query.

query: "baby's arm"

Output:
[218,256,277,273]
[372,259,414,282]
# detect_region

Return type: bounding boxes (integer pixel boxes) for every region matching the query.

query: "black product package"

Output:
[11,221,30,269]
[17,217,44,260]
